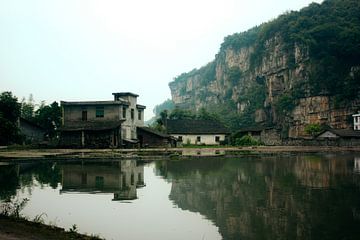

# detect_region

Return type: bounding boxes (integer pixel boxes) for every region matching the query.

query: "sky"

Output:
[0,0,322,120]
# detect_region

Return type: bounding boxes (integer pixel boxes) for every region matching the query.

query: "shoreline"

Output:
[1,146,360,162]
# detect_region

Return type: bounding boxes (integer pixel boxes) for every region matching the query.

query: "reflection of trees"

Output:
[0,162,62,200]
[158,155,360,240]
[0,165,19,200]
[19,162,62,189]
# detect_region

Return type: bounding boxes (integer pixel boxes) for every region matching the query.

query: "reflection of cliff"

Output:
[160,156,360,240]
[61,160,145,201]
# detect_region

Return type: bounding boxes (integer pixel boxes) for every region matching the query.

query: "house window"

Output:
[96,106,104,118]
[122,106,127,118]
[138,110,142,120]
[82,111,87,121]
[197,136,201,142]
[215,136,220,142]
[131,109,135,120]
[178,136,183,142]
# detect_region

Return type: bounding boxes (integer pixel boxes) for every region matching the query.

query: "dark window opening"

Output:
[96,107,104,118]
[215,136,220,142]
[122,107,127,118]
[131,173,134,185]
[138,110,142,120]
[178,136,183,142]
[131,109,134,120]
[197,136,201,142]
[82,111,87,121]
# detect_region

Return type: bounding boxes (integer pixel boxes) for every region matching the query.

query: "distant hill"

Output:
[168,0,360,138]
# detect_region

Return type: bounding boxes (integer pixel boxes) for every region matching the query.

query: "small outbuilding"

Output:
[317,129,360,139]
[137,126,177,148]
[18,117,46,144]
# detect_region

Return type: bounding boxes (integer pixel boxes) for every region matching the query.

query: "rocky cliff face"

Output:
[169,2,360,137]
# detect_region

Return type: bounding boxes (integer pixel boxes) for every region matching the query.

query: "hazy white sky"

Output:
[0,0,322,119]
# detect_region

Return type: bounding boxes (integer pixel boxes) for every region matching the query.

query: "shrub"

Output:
[234,135,261,146]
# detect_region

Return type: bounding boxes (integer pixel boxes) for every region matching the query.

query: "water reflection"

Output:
[60,160,145,201]
[156,154,360,240]
[1,155,360,240]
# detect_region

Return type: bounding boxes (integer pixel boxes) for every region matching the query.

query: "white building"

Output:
[166,119,229,145]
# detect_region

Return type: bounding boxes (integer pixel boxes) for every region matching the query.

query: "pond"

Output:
[1,153,360,240]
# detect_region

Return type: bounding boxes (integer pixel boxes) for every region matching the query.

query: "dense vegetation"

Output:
[222,0,360,100]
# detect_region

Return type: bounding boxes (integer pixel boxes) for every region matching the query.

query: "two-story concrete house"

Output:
[59,92,145,148]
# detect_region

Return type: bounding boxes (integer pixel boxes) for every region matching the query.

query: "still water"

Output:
[1,153,360,240]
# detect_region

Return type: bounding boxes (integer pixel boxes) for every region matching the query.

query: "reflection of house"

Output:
[18,117,46,144]
[353,113,360,130]
[166,119,229,145]
[137,126,177,148]
[59,92,145,148]
[60,160,145,201]
[355,157,360,173]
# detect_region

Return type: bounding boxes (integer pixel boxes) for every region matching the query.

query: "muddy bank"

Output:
[0,215,102,240]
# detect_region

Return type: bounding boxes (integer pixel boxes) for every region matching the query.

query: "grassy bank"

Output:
[0,214,103,240]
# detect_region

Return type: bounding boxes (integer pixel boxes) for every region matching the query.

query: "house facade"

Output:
[166,119,229,145]
[59,92,145,148]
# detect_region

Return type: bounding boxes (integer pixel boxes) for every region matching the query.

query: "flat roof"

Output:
[61,100,128,106]
[112,92,139,97]
[136,104,146,109]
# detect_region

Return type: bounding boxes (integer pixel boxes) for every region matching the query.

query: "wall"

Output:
[170,134,226,145]
[121,96,144,140]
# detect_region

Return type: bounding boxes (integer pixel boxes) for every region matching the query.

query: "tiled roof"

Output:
[166,119,230,134]
[324,129,360,138]
[59,121,123,131]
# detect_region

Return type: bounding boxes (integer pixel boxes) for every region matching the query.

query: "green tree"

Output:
[20,94,35,120]
[34,101,61,138]
[305,123,323,137]
[0,91,21,145]
[168,107,196,120]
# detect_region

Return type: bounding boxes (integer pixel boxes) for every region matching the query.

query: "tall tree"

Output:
[0,91,21,145]
[20,94,35,120]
